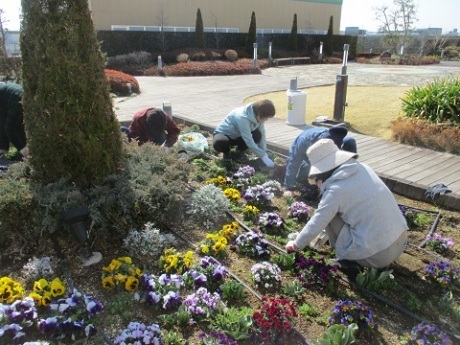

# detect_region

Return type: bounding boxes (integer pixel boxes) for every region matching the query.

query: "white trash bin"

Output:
[286,89,307,125]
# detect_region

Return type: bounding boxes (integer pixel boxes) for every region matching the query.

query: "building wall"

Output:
[88,0,342,34]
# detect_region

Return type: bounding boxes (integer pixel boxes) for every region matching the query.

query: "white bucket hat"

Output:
[307,139,357,176]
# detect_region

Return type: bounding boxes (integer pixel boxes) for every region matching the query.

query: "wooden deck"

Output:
[114,67,460,211]
[174,115,460,211]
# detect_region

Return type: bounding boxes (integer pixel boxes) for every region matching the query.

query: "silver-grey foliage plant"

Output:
[187,184,229,229]
[123,222,175,258]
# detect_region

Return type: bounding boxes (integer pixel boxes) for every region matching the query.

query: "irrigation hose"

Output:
[164,225,312,345]
[337,274,460,340]
[219,213,460,340]
[418,210,443,248]
[187,153,458,340]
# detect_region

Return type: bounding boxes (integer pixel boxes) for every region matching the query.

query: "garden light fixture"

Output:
[62,206,102,267]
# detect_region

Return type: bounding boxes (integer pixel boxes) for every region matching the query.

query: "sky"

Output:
[340,0,459,33]
[1,0,459,33]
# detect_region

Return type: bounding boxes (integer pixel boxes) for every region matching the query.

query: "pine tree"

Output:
[195,8,205,48]
[326,15,334,56]
[247,11,257,54]
[20,0,122,187]
[290,13,298,52]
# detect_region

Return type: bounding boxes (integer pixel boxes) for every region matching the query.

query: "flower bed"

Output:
[0,151,459,345]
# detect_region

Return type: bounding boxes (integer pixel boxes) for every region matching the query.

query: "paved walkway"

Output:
[114,62,460,210]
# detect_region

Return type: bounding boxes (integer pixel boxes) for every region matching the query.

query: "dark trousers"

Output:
[0,108,26,152]
[213,129,262,153]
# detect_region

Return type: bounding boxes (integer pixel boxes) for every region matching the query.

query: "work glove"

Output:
[261,154,275,168]
[285,240,298,253]
[20,146,30,158]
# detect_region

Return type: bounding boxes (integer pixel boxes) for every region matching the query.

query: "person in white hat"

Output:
[285,139,408,274]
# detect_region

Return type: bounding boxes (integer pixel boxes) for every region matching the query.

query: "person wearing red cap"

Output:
[128,108,180,147]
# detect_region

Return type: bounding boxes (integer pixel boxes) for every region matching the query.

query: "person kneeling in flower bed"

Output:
[286,139,408,279]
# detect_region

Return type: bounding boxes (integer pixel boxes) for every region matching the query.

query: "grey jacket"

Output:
[294,159,408,261]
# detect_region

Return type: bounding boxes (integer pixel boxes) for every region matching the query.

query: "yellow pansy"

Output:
[125,276,139,292]
[0,285,13,303]
[33,279,48,293]
[114,273,128,283]
[102,276,115,289]
[213,241,226,253]
[29,292,42,306]
[201,245,210,254]
[118,257,132,264]
[41,292,52,307]
[50,278,66,297]
[103,259,121,272]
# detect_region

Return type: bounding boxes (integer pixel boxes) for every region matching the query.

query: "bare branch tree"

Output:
[0,9,21,82]
[156,5,168,52]
[374,0,418,55]
[210,10,219,49]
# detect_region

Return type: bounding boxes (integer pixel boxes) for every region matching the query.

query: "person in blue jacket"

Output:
[213,99,276,167]
[0,83,29,158]
[284,126,357,195]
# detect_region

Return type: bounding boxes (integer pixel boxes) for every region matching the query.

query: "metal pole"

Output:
[319,41,323,62]
[333,44,349,122]
[253,43,258,69]
[157,55,163,70]
[268,42,272,62]
[341,43,349,75]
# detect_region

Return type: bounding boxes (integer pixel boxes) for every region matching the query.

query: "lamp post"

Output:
[63,206,102,267]
[253,43,258,69]
[333,44,349,123]
[319,41,323,62]
[268,42,272,64]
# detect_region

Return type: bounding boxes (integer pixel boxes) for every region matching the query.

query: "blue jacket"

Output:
[284,127,329,189]
[214,103,267,158]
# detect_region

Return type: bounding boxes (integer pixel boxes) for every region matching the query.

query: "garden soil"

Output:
[0,154,459,345]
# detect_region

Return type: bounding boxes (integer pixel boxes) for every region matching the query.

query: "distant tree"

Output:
[375,0,418,54]
[290,13,298,52]
[157,5,168,52]
[0,9,21,81]
[20,0,122,186]
[325,15,334,55]
[210,10,220,49]
[195,8,205,48]
[247,11,256,54]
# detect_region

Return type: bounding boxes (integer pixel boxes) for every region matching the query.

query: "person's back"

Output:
[321,159,408,261]
[0,83,26,156]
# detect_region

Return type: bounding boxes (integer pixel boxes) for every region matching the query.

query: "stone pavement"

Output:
[114,62,460,210]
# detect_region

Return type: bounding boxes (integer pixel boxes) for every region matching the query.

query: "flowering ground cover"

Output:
[0,148,459,345]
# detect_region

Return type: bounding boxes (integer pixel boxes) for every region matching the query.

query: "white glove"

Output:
[20,146,30,157]
[261,154,275,168]
[285,240,298,253]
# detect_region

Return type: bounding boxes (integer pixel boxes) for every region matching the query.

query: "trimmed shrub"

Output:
[104,69,141,95]
[224,49,238,62]
[146,59,263,77]
[0,142,192,253]
[443,46,459,60]
[107,51,152,68]
[21,0,122,187]
[176,53,190,63]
